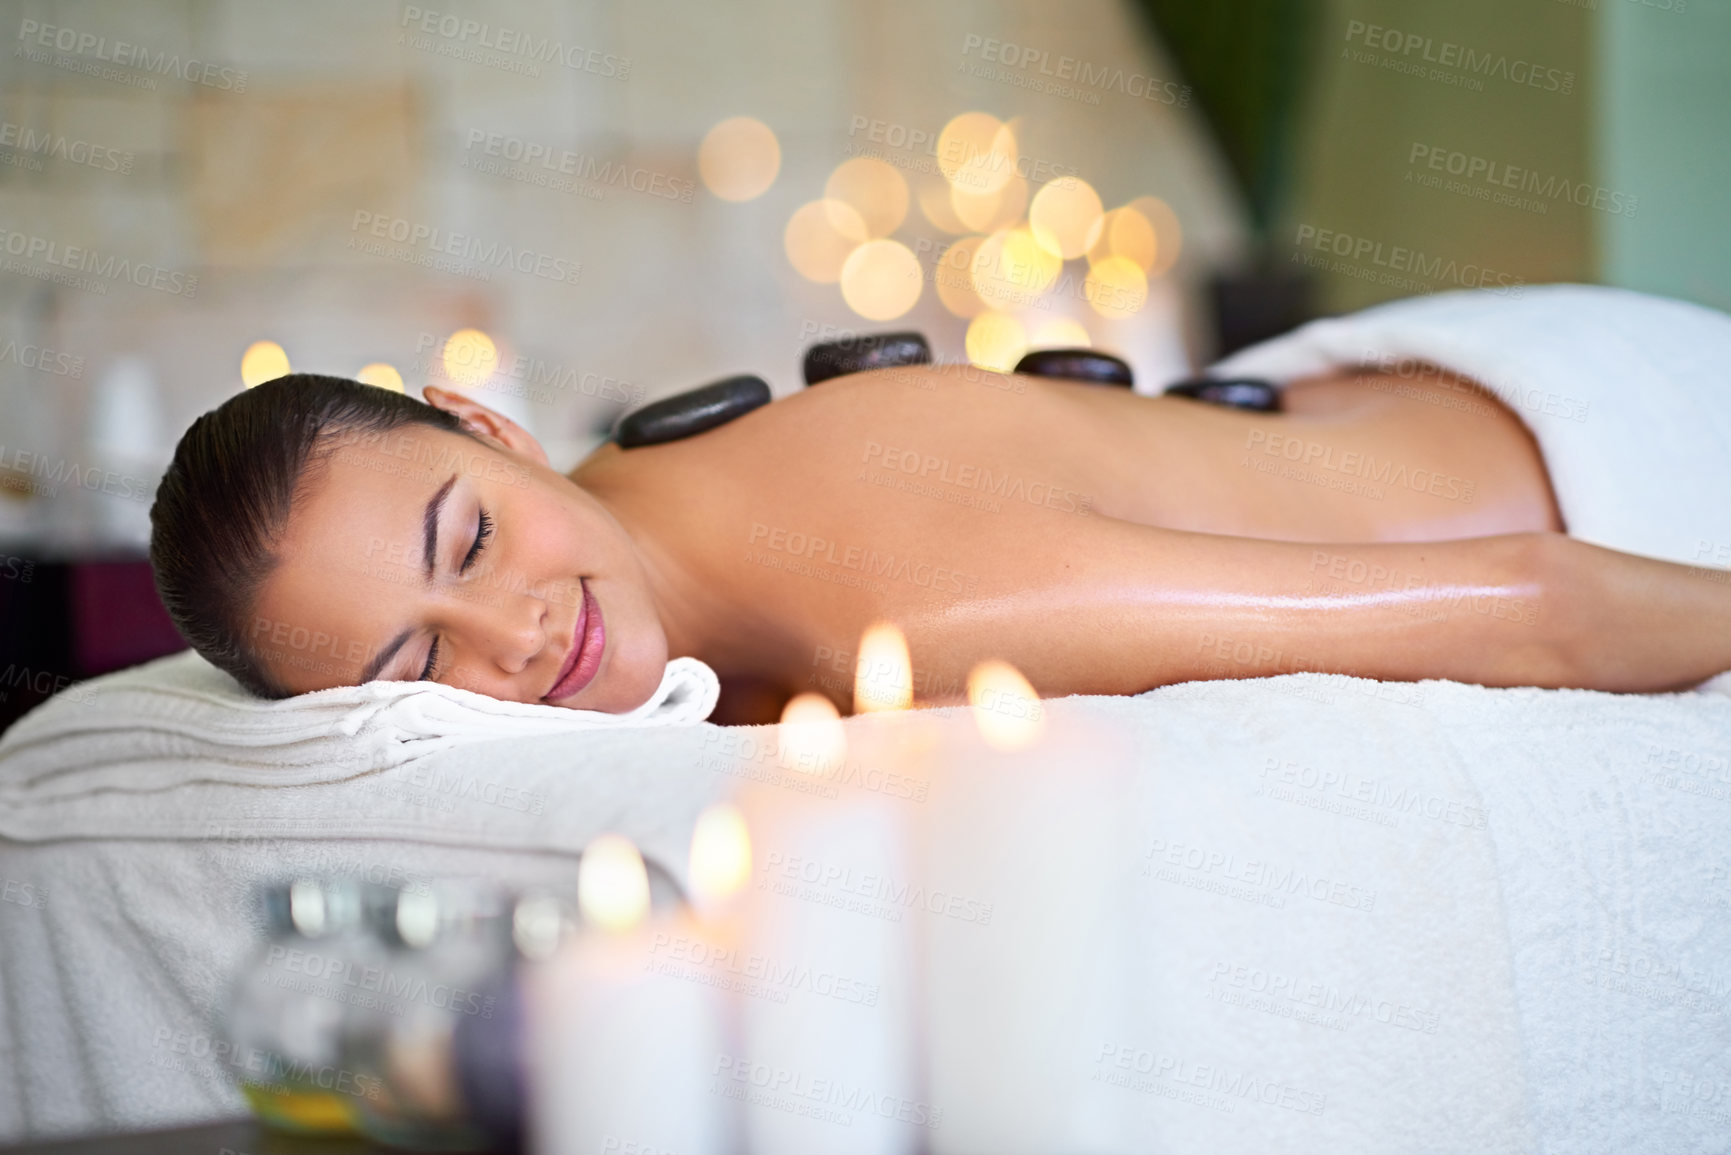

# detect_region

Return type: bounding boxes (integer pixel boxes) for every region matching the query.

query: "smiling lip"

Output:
[544,580,605,702]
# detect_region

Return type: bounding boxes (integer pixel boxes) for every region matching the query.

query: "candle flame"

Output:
[967,659,1045,750]
[689,804,752,906]
[854,622,913,712]
[777,692,847,772]
[577,833,650,932]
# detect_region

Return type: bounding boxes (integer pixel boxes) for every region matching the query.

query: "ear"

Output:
[422,386,550,468]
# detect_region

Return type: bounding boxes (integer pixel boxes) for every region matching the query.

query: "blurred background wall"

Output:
[0,0,1727,725]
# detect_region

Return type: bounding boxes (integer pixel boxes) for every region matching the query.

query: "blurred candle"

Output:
[526,834,728,1155]
[919,708,1138,1154]
[730,721,922,1154]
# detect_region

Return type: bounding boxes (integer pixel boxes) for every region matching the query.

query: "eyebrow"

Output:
[423,473,458,579]
[357,472,459,685]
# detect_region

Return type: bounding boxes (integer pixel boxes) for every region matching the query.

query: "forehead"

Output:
[297,423,483,547]
[246,424,486,689]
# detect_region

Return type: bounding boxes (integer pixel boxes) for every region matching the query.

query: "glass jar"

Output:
[341,880,515,1150]
[222,877,390,1135]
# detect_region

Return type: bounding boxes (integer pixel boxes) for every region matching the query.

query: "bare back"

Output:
[571,363,1565,712]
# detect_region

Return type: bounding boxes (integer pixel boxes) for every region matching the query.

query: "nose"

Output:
[448,585,548,675]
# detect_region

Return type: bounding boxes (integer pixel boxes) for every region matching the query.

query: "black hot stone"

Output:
[614,374,772,448]
[1162,376,1282,412]
[1012,348,1134,387]
[802,331,931,385]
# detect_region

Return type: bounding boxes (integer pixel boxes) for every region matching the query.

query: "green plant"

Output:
[1125,0,1319,246]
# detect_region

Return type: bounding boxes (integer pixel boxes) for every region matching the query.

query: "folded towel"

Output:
[0,648,720,818]
[1210,283,1731,568]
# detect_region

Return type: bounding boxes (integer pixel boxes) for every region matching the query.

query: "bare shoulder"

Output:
[577,366,1104,507]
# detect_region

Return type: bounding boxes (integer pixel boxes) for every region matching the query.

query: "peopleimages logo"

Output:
[347,210,580,287]
[0,120,133,173]
[960,35,1191,106]
[1290,224,1523,297]
[0,226,199,297]
[16,19,249,91]
[1342,20,1574,95]
[1406,143,1637,217]
[398,6,631,79]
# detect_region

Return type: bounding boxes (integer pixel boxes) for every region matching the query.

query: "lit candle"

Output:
[922,667,1139,1154]
[524,834,729,1155]
[728,713,924,1154]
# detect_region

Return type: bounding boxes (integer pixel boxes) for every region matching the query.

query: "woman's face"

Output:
[250,388,669,713]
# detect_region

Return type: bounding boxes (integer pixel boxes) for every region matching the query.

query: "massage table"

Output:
[4,285,1731,1153]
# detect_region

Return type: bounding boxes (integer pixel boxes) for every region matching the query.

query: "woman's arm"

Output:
[1554,535,1731,692]
[904,520,1727,696]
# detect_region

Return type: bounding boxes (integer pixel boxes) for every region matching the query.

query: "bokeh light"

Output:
[785,198,868,284]
[777,692,848,772]
[938,112,1018,195]
[824,157,908,238]
[950,172,1027,235]
[394,889,439,949]
[967,659,1045,751]
[1085,256,1150,320]
[441,328,498,387]
[1027,317,1092,349]
[972,226,1060,310]
[576,833,650,933]
[688,804,752,907]
[965,311,1028,372]
[935,236,988,318]
[698,116,781,202]
[1087,205,1158,273]
[917,176,969,234]
[1028,177,1104,260]
[241,340,290,387]
[356,362,404,392]
[1128,195,1182,276]
[511,894,565,961]
[839,239,922,321]
[854,621,913,712]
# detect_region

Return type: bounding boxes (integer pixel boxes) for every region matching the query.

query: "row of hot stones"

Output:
[614,332,1280,449]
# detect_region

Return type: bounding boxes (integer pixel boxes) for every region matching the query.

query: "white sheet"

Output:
[4,680,1731,1152]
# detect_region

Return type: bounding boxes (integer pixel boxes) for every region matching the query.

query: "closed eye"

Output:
[461,508,494,574]
[419,636,442,681]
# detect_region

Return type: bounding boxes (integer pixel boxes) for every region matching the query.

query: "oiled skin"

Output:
[569,362,1582,718]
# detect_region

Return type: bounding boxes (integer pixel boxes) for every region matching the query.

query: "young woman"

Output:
[148,354,1730,723]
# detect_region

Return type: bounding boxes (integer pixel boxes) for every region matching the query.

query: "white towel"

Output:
[0,648,719,821]
[1209,283,1731,568]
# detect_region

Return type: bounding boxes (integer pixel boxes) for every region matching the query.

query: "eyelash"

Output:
[421,508,495,681]
[461,509,494,574]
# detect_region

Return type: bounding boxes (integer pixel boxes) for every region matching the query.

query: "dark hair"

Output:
[149,373,465,697]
